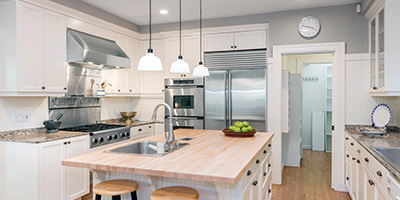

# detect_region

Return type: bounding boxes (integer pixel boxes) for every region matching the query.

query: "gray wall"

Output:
[51,0,139,32]
[140,4,368,54]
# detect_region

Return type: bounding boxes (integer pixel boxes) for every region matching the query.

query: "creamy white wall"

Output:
[101,98,131,120]
[345,54,400,126]
[0,97,48,131]
[130,98,164,122]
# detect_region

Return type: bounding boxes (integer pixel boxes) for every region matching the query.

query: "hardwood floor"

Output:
[272,150,351,200]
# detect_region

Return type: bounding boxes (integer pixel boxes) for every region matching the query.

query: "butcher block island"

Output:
[62,129,274,200]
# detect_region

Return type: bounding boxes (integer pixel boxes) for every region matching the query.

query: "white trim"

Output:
[271,42,346,192]
[141,23,270,39]
[345,54,369,61]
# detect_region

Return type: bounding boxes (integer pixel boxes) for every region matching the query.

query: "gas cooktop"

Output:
[60,123,127,133]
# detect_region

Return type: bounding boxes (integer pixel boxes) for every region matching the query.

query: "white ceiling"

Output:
[81,0,360,26]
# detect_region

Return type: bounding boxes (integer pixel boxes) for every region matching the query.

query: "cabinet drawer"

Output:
[131,125,153,139]
[241,142,271,190]
[361,149,388,187]
[345,133,357,153]
[388,174,400,200]
[261,153,272,187]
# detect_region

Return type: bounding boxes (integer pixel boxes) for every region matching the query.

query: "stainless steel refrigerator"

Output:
[204,49,267,132]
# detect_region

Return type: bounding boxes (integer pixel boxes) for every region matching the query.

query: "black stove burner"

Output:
[60,123,127,133]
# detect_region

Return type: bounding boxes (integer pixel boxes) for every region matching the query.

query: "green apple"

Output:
[234,127,241,132]
[229,126,235,131]
[241,127,249,132]
[243,121,249,127]
[248,126,253,131]
[236,122,244,128]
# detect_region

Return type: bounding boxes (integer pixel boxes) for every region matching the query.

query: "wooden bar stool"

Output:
[151,186,199,200]
[94,179,139,200]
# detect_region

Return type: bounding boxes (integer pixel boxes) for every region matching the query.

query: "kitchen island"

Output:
[62,129,273,200]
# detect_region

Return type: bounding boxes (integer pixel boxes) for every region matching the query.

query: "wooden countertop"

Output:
[62,129,273,184]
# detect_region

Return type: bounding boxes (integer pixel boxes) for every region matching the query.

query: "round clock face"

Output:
[298,16,321,38]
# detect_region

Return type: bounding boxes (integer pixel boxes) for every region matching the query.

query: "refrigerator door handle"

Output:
[227,71,232,127]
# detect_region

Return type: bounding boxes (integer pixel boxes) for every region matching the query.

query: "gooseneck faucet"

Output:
[151,103,177,151]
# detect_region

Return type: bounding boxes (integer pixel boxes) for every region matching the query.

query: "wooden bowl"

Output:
[120,112,137,123]
[222,128,257,137]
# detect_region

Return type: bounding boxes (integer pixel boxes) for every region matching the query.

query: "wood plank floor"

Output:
[272,150,351,200]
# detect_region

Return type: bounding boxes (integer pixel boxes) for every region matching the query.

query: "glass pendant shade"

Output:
[193,62,209,77]
[170,56,190,73]
[138,51,163,71]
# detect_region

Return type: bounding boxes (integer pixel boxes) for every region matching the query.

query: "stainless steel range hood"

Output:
[67,29,130,69]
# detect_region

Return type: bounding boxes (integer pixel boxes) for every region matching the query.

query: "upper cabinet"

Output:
[0,1,67,96]
[367,0,400,96]
[204,30,267,52]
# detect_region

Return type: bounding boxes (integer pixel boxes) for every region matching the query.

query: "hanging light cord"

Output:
[199,0,203,64]
[149,0,152,51]
[179,0,182,58]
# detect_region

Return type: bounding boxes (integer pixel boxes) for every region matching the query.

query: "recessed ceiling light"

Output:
[160,9,168,14]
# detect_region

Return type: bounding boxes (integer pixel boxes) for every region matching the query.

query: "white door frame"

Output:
[269,42,346,191]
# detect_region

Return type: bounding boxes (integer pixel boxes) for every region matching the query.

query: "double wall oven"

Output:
[164,78,204,130]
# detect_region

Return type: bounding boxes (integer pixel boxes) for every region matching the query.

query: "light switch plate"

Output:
[14,112,29,123]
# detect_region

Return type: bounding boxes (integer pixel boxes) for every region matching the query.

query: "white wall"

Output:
[302,63,329,149]
[130,98,164,122]
[345,54,400,126]
[101,98,131,120]
[0,97,48,132]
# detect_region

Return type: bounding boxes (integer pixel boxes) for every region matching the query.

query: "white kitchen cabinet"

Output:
[154,123,165,135]
[367,0,400,96]
[139,39,165,94]
[0,1,67,96]
[204,33,234,52]
[0,135,89,200]
[44,10,67,93]
[64,136,90,200]
[204,30,267,52]
[345,132,393,200]
[103,33,141,95]
[183,35,201,78]
[163,37,183,78]
[39,136,89,200]
[131,124,154,140]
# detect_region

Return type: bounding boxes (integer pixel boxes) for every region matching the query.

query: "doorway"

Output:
[269,42,346,192]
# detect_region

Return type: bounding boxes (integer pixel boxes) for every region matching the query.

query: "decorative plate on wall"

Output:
[371,104,391,129]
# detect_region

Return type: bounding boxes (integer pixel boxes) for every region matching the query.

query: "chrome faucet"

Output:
[151,103,177,151]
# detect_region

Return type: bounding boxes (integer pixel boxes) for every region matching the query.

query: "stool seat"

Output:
[94,179,139,196]
[151,186,199,200]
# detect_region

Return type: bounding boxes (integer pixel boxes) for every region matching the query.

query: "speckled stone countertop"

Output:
[346,125,400,181]
[101,118,163,127]
[0,127,88,144]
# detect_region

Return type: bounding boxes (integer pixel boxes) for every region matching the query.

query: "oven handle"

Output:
[171,116,204,120]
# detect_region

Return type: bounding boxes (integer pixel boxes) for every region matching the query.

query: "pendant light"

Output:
[193,0,209,77]
[138,0,163,71]
[170,0,190,74]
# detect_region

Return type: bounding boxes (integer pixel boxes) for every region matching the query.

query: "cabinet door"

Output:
[140,39,165,93]
[44,10,67,93]
[251,168,261,200]
[183,35,201,78]
[18,2,44,92]
[234,30,267,50]
[204,33,234,52]
[127,37,140,93]
[64,136,89,200]
[377,9,385,88]
[351,156,357,200]
[39,140,64,200]
[357,159,365,200]
[163,37,182,78]
[365,170,375,200]
[242,183,251,200]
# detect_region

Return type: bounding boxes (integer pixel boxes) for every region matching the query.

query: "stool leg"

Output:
[131,191,138,200]
[112,195,121,200]
[95,194,102,200]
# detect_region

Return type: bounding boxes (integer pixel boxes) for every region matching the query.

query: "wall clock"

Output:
[298,16,321,38]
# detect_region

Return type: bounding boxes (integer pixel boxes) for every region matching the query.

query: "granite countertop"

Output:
[346,125,400,180]
[101,118,163,127]
[0,127,89,144]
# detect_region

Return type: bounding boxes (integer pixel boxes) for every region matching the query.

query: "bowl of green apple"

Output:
[222,121,257,137]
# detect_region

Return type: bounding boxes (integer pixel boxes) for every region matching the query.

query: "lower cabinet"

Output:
[0,135,89,200]
[345,132,394,200]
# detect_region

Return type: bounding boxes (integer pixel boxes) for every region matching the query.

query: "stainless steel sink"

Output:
[105,141,189,157]
[373,147,400,170]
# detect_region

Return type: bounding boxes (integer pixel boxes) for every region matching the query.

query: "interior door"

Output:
[205,70,227,130]
[230,69,266,131]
